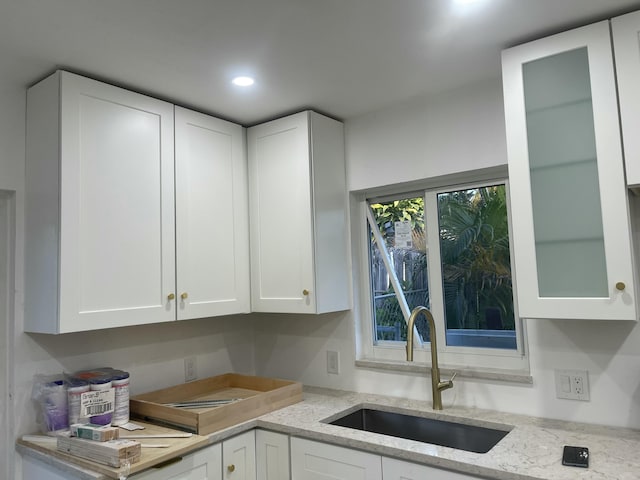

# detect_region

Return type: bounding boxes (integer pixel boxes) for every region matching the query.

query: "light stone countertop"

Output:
[17,386,640,480]
[256,386,640,480]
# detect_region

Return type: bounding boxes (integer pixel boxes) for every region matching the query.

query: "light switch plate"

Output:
[327,350,340,375]
[555,369,589,401]
[185,356,197,382]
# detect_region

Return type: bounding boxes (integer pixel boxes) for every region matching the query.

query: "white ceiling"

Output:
[3,0,640,125]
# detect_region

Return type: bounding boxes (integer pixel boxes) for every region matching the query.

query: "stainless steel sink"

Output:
[327,407,511,453]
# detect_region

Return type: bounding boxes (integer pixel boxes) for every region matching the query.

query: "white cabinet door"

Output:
[25,70,176,333]
[247,111,350,314]
[290,437,382,480]
[382,457,485,480]
[22,455,74,480]
[256,430,290,480]
[175,106,250,320]
[502,21,637,320]
[223,430,256,480]
[132,444,222,480]
[612,10,640,188]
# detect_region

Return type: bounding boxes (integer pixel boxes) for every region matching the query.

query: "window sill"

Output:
[355,358,533,384]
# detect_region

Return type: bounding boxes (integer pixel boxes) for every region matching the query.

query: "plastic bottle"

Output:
[88,377,113,426]
[111,370,130,426]
[67,378,90,425]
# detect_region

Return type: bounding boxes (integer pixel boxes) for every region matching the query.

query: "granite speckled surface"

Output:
[256,386,640,480]
[17,386,640,479]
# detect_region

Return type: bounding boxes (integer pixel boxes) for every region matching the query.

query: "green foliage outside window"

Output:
[369,185,515,345]
[438,186,515,331]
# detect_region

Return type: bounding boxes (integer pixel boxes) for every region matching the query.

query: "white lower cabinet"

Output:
[256,430,290,480]
[223,430,256,480]
[22,431,488,480]
[290,437,382,480]
[132,444,222,480]
[382,457,485,480]
[21,444,223,480]
[22,456,75,480]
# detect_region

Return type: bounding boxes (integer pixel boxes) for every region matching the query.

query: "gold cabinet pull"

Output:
[180,292,188,300]
[616,282,626,291]
[227,464,235,472]
[167,293,175,301]
[302,289,310,296]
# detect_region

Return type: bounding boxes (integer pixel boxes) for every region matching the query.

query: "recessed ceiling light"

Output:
[232,76,255,87]
[453,0,482,4]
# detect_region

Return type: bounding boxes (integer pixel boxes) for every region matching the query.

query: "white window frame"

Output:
[357,178,529,373]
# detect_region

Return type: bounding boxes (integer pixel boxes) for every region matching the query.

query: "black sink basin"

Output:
[328,408,510,454]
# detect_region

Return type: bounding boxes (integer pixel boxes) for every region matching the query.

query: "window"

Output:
[361,180,527,372]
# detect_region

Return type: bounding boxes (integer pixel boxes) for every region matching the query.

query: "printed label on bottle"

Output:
[80,389,115,417]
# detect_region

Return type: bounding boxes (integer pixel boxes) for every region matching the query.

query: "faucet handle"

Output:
[438,371,456,391]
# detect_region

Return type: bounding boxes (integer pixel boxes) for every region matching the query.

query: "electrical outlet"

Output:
[327,350,340,375]
[555,369,589,401]
[185,356,197,382]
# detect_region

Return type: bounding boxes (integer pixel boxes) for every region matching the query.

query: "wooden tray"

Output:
[129,373,302,435]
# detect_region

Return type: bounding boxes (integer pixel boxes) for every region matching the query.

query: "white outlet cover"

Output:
[554,369,590,401]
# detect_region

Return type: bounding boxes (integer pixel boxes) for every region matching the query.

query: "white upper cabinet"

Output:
[247,111,350,314]
[613,10,640,188]
[25,72,250,333]
[26,71,176,333]
[175,106,250,320]
[502,21,637,320]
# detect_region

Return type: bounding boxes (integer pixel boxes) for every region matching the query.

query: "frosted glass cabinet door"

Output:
[502,21,637,320]
[613,10,640,188]
[174,107,250,320]
[25,71,176,333]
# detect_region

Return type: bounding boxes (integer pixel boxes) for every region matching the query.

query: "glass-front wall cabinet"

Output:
[502,21,637,320]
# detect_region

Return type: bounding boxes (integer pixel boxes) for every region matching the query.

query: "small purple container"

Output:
[88,377,113,426]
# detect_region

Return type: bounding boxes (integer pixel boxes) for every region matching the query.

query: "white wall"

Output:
[346,78,507,192]
[0,192,15,480]
[0,79,25,480]
[253,77,640,430]
[0,81,257,478]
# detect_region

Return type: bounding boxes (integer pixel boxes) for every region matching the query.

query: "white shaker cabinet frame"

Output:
[247,111,350,314]
[502,21,637,320]
[612,10,640,189]
[25,71,176,333]
[174,106,250,320]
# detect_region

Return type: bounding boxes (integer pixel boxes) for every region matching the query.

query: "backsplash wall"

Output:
[254,78,640,429]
